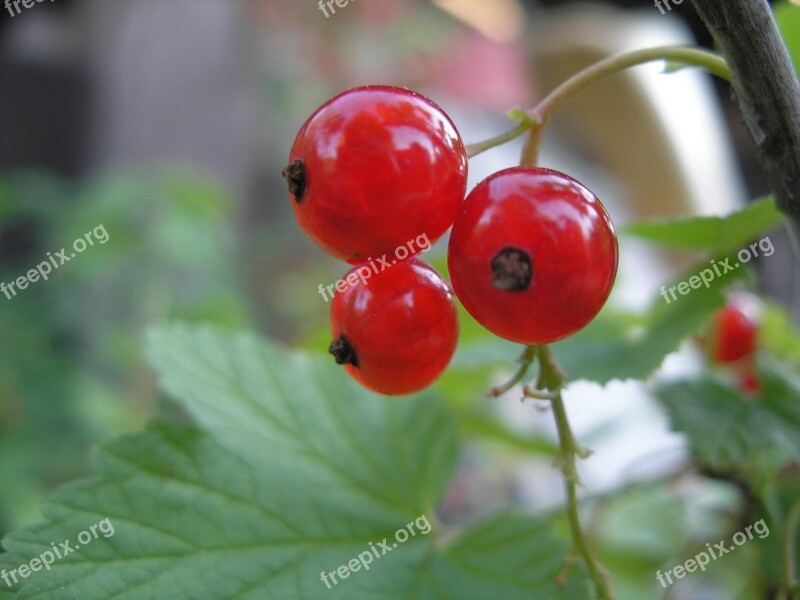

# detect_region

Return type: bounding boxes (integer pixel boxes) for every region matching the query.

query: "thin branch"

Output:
[466,46,730,161]
[465,122,529,158]
[535,346,613,599]
[520,46,730,166]
[486,345,537,397]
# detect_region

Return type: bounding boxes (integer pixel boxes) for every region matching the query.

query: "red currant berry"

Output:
[737,369,760,395]
[284,86,467,264]
[708,299,758,365]
[329,257,458,395]
[448,167,618,345]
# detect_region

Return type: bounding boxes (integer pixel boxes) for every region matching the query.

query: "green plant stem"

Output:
[532,46,730,125]
[470,50,730,599]
[521,46,730,167]
[466,46,731,162]
[533,346,615,600]
[560,456,615,600]
[465,121,530,159]
[487,345,537,397]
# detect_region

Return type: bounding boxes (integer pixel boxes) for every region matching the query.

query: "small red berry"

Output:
[329,257,458,395]
[737,369,760,395]
[448,167,618,345]
[285,86,468,264]
[708,299,758,365]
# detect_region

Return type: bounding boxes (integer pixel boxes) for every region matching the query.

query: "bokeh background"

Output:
[1,1,798,598]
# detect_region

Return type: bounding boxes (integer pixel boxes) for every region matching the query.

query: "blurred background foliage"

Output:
[0,168,251,531]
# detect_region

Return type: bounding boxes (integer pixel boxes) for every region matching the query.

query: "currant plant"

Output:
[2,4,800,600]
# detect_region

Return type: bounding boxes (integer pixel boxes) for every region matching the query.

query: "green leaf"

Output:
[0,326,590,599]
[595,486,690,599]
[654,362,800,469]
[760,301,800,367]
[776,1,800,75]
[758,480,800,588]
[624,197,783,253]
[146,326,456,514]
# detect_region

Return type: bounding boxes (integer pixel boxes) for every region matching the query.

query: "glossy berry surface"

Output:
[448,167,618,345]
[285,86,468,264]
[708,301,758,364]
[329,257,458,395]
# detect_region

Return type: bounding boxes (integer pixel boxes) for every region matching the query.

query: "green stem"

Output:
[465,122,530,159]
[467,46,731,162]
[522,46,730,167]
[534,346,614,599]
[487,345,537,398]
[473,49,731,599]
[532,46,730,125]
[561,457,615,600]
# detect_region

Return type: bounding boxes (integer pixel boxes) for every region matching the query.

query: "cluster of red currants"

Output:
[285,86,618,395]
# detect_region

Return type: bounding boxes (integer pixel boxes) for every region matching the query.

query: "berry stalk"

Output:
[466,45,731,165]
[522,46,730,167]
[492,345,614,597]
[529,346,614,600]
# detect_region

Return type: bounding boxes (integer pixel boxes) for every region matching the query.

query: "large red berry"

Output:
[284,86,467,264]
[329,257,458,395]
[708,299,758,364]
[448,167,618,345]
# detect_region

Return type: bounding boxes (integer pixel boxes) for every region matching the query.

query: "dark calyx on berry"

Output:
[329,335,358,366]
[491,246,532,291]
[281,159,307,202]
